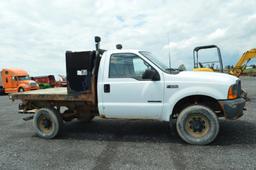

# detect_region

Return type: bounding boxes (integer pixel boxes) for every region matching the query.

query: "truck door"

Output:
[2,71,12,92]
[101,53,164,119]
[10,76,18,90]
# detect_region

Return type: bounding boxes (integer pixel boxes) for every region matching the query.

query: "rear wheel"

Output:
[0,86,4,95]
[176,105,219,145]
[33,108,63,139]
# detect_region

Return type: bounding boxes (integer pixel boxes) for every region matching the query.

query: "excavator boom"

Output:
[230,48,256,77]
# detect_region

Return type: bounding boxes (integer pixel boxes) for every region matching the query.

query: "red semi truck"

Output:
[31,75,56,89]
[31,75,67,89]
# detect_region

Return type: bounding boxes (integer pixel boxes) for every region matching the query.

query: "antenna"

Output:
[168,33,171,69]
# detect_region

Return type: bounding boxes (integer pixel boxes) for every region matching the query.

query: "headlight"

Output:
[227,83,238,99]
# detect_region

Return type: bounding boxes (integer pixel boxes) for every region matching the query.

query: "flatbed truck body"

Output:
[9,37,246,145]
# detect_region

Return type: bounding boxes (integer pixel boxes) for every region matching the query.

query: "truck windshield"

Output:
[17,76,30,81]
[139,51,179,73]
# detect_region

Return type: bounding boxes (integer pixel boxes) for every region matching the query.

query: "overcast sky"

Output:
[0,0,256,76]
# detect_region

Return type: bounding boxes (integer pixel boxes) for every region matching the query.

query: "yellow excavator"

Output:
[193,45,256,77]
[229,48,256,77]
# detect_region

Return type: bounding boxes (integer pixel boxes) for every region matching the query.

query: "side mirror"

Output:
[142,69,160,81]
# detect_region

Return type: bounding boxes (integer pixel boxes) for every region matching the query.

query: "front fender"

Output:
[160,86,226,121]
[17,84,29,91]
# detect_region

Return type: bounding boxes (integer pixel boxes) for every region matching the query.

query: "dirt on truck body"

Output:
[10,85,98,122]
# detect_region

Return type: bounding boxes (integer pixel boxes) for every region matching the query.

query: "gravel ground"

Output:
[0,76,255,170]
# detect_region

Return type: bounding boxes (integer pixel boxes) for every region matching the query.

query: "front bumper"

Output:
[218,98,246,120]
[24,86,39,91]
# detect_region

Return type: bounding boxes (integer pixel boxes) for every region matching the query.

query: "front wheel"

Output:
[18,87,24,92]
[33,108,63,139]
[176,105,219,145]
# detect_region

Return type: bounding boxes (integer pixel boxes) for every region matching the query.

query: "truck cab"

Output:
[97,49,244,120]
[0,68,39,93]
[10,37,246,145]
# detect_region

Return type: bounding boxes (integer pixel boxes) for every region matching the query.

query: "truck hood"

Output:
[168,71,238,85]
[20,80,38,86]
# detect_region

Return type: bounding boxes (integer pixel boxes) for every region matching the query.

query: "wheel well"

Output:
[172,95,223,119]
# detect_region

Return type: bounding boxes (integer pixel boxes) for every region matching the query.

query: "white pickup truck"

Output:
[10,37,246,145]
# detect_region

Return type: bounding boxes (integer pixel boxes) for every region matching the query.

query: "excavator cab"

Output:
[193,45,224,73]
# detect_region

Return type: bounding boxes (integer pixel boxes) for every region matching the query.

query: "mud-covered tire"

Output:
[176,105,219,145]
[33,108,63,139]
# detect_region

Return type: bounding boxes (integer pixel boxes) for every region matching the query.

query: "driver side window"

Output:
[109,53,153,80]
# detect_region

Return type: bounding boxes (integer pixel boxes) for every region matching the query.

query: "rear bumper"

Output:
[218,98,246,120]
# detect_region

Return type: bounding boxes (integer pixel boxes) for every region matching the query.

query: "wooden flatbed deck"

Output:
[17,87,67,95]
[10,87,95,103]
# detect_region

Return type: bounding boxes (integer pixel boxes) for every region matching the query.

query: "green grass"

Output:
[243,68,256,73]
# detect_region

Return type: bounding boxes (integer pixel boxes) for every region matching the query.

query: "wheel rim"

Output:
[185,113,210,138]
[19,88,24,92]
[38,114,53,134]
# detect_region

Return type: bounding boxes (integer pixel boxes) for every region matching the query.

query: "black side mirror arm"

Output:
[142,69,160,81]
[152,72,160,81]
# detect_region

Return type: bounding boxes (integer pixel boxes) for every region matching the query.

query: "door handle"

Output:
[104,84,110,93]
